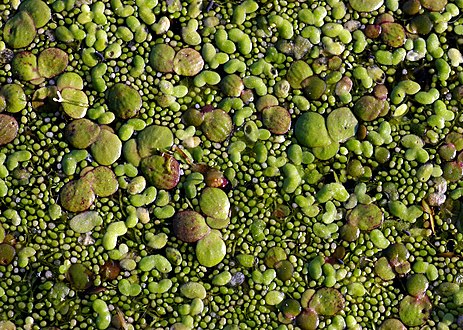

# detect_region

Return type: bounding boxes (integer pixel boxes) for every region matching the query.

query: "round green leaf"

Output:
[0,115,18,146]
[295,112,331,148]
[196,230,226,267]
[3,12,37,49]
[399,295,432,326]
[137,125,174,158]
[90,129,122,166]
[64,118,101,149]
[38,48,68,79]
[60,179,96,212]
[199,187,230,220]
[309,288,345,316]
[140,154,180,190]
[349,0,384,12]
[18,0,51,28]
[172,210,210,243]
[69,211,103,233]
[201,109,233,143]
[327,107,358,143]
[82,166,119,197]
[107,83,142,119]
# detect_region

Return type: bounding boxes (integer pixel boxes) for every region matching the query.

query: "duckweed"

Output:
[1,0,463,328]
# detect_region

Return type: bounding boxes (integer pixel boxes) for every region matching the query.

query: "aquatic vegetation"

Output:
[1,0,463,329]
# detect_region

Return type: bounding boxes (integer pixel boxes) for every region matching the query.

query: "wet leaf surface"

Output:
[82,166,119,197]
[107,83,142,119]
[0,114,19,145]
[399,295,432,326]
[309,288,345,316]
[38,48,68,79]
[172,210,210,243]
[59,179,96,212]
[137,125,174,158]
[348,204,383,231]
[140,154,180,190]
[199,187,230,220]
[196,230,226,267]
[3,12,37,49]
[0,244,16,265]
[173,48,204,76]
[67,264,93,290]
[296,308,319,330]
[64,118,101,149]
[201,109,233,142]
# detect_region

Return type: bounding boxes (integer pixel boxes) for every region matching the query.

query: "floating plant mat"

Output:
[1,0,463,329]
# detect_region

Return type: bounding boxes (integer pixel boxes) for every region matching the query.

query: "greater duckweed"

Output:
[1,0,463,328]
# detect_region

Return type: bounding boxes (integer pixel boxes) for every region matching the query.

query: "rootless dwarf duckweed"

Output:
[1,0,463,329]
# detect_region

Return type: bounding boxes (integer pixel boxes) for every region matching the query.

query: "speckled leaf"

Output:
[64,118,101,149]
[90,129,122,166]
[82,166,118,197]
[137,125,174,158]
[11,52,42,82]
[381,23,406,48]
[327,107,358,143]
[18,0,51,28]
[196,230,226,267]
[149,44,175,73]
[0,114,19,145]
[107,83,142,119]
[60,179,96,212]
[172,210,210,243]
[443,161,463,182]
[348,204,383,231]
[399,295,432,326]
[0,84,27,113]
[406,274,429,297]
[3,12,37,49]
[38,48,68,79]
[140,154,180,190]
[309,288,345,316]
[353,96,383,122]
[173,48,204,76]
[201,109,233,142]
[262,106,291,135]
